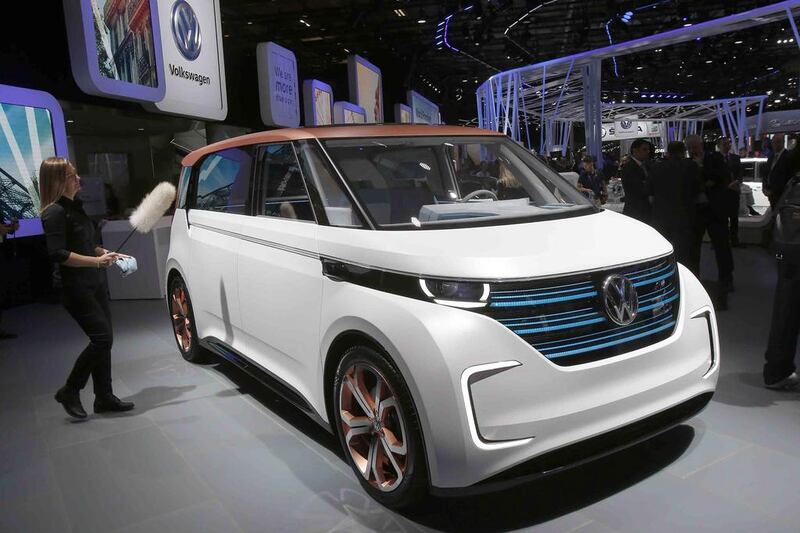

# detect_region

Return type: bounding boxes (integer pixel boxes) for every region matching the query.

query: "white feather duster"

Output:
[129,182,176,233]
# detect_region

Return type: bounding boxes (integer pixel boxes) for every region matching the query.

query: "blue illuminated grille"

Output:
[485,255,679,366]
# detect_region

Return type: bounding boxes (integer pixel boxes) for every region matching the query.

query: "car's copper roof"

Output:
[181,124,503,166]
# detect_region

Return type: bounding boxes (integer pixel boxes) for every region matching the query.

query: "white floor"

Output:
[1,245,798,533]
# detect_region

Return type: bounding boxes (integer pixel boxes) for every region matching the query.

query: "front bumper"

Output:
[320,264,718,489]
[432,390,713,496]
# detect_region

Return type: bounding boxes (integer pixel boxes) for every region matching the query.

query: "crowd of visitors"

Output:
[553,134,799,389]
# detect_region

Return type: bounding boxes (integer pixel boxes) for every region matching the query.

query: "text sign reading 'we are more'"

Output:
[257,42,300,128]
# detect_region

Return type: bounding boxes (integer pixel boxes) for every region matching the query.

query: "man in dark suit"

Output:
[648,141,698,267]
[717,138,744,246]
[764,133,793,208]
[686,135,734,298]
[621,139,653,223]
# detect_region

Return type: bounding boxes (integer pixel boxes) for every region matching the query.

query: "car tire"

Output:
[333,345,428,509]
[167,275,211,364]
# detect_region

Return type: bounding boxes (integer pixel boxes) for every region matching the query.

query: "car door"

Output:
[236,142,323,403]
[185,146,254,346]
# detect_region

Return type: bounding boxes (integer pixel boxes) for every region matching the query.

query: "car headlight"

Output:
[419,279,490,308]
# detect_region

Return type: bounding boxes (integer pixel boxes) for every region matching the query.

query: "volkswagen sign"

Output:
[603,275,639,326]
[172,0,202,61]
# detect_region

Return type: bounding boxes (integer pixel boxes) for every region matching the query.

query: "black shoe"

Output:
[94,394,135,413]
[55,387,88,419]
[765,372,800,390]
[0,330,17,340]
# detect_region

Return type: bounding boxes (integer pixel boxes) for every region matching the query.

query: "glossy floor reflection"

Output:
[1,245,798,532]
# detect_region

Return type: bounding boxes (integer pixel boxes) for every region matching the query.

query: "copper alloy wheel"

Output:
[339,363,409,492]
[170,285,192,353]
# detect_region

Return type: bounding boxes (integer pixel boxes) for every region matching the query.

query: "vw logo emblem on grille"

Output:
[171,0,202,61]
[603,275,639,326]
[620,120,633,129]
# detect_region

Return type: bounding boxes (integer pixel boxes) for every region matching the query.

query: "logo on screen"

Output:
[171,0,202,61]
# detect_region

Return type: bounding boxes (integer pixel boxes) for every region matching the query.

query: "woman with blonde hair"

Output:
[39,157,134,419]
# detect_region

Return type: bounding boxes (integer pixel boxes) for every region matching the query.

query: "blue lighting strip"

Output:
[512,317,607,336]
[498,307,596,325]
[622,260,669,278]
[490,290,598,308]
[637,294,678,313]
[534,313,670,349]
[638,286,676,305]
[493,280,594,296]
[501,310,601,328]
[491,284,596,300]
[535,314,674,353]
[633,267,676,288]
[629,263,673,281]
[544,321,676,359]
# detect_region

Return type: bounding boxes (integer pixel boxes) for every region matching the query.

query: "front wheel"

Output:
[333,346,428,509]
[168,275,211,364]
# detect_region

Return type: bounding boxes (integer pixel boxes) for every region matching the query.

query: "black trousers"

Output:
[727,191,740,245]
[764,259,800,383]
[62,283,113,396]
[689,204,734,281]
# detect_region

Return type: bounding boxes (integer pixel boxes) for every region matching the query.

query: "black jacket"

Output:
[766,149,795,205]
[648,157,699,233]
[695,152,731,219]
[41,196,103,289]
[621,159,650,222]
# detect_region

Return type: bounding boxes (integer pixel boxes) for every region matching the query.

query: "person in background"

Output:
[39,157,134,420]
[496,162,528,200]
[0,217,20,339]
[762,147,800,390]
[648,141,697,267]
[621,139,653,223]
[577,155,607,206]
[686,135,734,302]
[718,137,744,246]
[764,133,793,208]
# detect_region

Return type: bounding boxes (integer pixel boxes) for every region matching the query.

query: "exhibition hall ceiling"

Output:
[220,0,798,123]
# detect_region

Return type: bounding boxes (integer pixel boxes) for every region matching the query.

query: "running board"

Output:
[200,336,323,423]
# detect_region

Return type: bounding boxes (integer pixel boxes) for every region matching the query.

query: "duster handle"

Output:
[115,228,136,253]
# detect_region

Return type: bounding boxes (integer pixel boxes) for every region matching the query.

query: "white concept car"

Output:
[166,125,719,508]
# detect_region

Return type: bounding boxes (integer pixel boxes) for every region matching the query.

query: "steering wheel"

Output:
[461,189,498,202]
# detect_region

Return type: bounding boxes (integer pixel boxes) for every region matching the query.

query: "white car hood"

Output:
[317,210,672,280]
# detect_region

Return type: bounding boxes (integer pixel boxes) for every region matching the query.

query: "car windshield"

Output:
[321,135,595,229]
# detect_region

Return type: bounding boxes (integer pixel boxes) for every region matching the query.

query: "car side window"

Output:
[177,166,191,209]
[256,143,315,222]
[194,147,253,214]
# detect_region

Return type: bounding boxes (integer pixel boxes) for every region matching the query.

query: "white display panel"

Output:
[407,90,440,124]
[394,103,412,124]
[257,42,300,127]
[144,0,227,120]
[303,80,333,126]
[333,102,366,124]
[63,0,165,103]
[348,55,383,123]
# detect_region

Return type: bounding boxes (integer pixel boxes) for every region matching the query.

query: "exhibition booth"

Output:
[2,1,800,531]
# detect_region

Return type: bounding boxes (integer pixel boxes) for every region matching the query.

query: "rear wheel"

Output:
[168,275,211,364]
[333,345,428,509]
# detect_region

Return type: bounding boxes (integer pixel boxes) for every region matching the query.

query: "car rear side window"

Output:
[256,143,316,223]
[194,147,253,214]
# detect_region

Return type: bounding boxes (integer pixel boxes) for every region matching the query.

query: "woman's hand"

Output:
[97,252,119,268]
